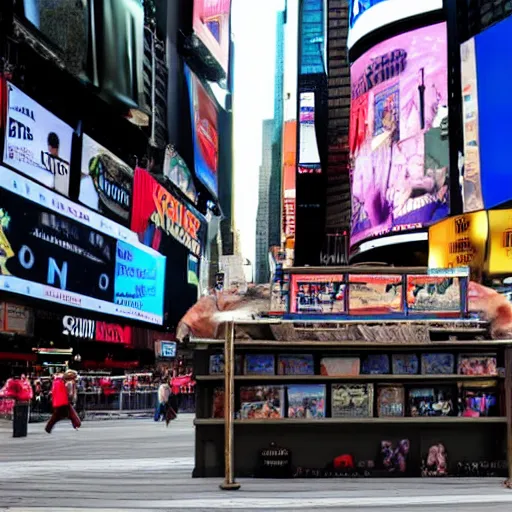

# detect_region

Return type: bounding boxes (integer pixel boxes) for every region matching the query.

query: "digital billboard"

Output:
[79,134,133,224]
[298,92,321,165]
[348,0,443,49]
[184,65,219,197]
[460,15,512,212]
[3,82,73,196]
[0,167,166,324]
[349,22,449,250]
[193,0,231,74]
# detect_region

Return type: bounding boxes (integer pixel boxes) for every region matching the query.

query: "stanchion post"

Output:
[220,320,241,490]
[505,346,512,489]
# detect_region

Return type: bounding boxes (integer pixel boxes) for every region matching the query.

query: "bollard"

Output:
[13,401,29,438]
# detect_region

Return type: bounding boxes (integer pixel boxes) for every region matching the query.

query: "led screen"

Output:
[193,0,231,74]
[185,65,219,197]
[348,0,443,49]
[349,22,449,250]
[0,167,166,325]
[79,134,133,224]
[3,82,73,196]
[460,15,512,211]
[299,92,321,165]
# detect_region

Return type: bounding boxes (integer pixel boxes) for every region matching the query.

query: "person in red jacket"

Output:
[45,373,81,433]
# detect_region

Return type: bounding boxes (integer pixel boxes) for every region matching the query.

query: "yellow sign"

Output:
[428,211,488,272]
[487,209,512,275]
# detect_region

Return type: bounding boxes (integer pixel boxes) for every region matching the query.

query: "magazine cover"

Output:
[244,354,275,375]
[421,353,455,375]
[458,381,498,417]
[361,354,390,374]
[457,354,498,376]
[320,357,360,376]
[392,354,419,375]
[377,439,410,474]
[290,274,346,314]
[377,385,405,417]
[212,387,224,418]
[406,276,461,314]
[209,354,243,375]
[287,384,326,419]
[422,443,448,476]
[277,354,315,375]
[348,275,403,315]
[331,383,374,418]
[240,386,284,419]
[408,387,454,417]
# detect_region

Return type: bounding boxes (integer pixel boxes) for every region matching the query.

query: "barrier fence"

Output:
[2,391,195,423]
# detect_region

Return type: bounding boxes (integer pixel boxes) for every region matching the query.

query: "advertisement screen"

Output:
[350,22,449,249]
[461,15,512,211]
[0,167,165,325]
[348,0,443,49]
[299,92,321,165]
[290,274,345,314]
[193,0,231,74]
[185,65,219,197]
[79,134,133,224]
[3,82,73,196]
[428,211,488,276]
[487,210,512,276]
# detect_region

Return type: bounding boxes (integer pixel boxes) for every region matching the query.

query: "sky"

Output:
[231,0,294,269]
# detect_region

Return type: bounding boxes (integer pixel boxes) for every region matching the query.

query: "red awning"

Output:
[0,352,37,362]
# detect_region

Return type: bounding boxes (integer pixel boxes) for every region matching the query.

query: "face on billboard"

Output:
[79,134,133,224]
[348,0,443,49]
[185,66,219,197]
[349,22,449,250]
[0,166,165,325]
[3,82,73,196]
[193,0,231,74]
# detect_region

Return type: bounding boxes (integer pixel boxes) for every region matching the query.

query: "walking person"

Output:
[45,372,81,433]
[154,380,170,422]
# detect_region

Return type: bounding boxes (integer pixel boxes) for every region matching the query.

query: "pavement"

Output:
[1,416,512,511]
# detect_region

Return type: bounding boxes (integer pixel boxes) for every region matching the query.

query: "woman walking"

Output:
[45,371,81,433]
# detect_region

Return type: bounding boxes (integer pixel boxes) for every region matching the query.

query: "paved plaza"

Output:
[1,416,512,511]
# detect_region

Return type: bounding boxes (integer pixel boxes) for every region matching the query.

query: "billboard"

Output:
[131,168,207,327]
[79,134,133,224]
[193,0,231,74]
[460,15,512,211]
[0,167,166,324]
[348,0,444,49]
[299,92,321,165]
[428,211,488,277]
[185,65,219,197]
[487,210,512,276]
[349,22,449,250]
[3,82,73,196]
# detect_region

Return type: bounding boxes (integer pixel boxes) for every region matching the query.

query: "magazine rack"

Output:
[192,317,512,487]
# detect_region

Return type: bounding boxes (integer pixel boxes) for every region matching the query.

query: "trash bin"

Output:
[13,401,29,438]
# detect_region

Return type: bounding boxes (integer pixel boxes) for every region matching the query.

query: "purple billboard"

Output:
[349,22,450,250]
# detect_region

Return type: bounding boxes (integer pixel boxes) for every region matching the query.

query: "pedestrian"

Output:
[154,380,170,422]
[45,372,81,433]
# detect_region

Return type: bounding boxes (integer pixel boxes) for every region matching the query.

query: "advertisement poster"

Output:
[185,65,219,196]
[290,274,345,314]
[460,38,484,213]
[406,275,461,314]
[3,82,73,196]
[283,121,297,244]
[79,134,133,223]
[350,23,449,249]
[193,0,231,74]
[348,0,443,49]
[0,303,32,334]
[428,211,488,278]
[348,275,403,314]
[299,92,321,165]
[0,166,165,324]
[163,145,197,203]
[487,210,512,275]
[61,314,133,345]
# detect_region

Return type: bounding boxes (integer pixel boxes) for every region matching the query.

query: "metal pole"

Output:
[505,346,512,489]
[220,320,241,490]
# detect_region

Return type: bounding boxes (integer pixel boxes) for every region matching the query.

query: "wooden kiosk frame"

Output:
[192,267,512,488]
